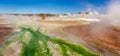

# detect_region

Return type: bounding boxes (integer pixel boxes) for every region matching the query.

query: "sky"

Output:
[0,0,110,14]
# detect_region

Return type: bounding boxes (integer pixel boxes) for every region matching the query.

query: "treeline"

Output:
[10,14,57,17]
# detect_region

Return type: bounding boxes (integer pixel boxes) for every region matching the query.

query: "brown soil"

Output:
[0,24,16,45]
[64,23,120,56]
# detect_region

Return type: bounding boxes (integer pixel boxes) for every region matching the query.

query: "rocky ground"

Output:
[0,17,120,56]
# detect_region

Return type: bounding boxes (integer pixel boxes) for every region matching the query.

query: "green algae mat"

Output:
[0,26,99,56]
